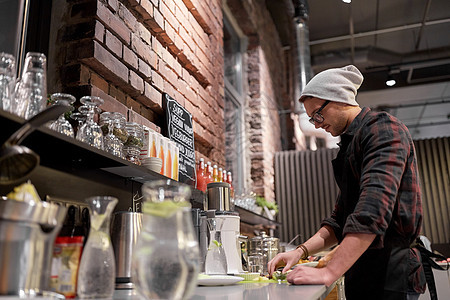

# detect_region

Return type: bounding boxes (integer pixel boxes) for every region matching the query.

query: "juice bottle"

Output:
[166,146,172,179]
[212,165,219,182]
[222,169,227,183]
[150,138,157,157]
[206,162,213,184]
[197,158,206,191]
[218,167,223,182]
[227,171,235,198]
[173,146,179,181]
[158,143,165,175]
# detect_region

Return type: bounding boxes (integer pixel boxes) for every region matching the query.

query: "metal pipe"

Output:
[309,17,450,46]
[415,0,432,50]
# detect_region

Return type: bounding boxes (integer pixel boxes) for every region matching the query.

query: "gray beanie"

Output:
[299,65,363,106]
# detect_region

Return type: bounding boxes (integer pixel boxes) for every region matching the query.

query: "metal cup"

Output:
[110,211,143,289]
[205,182,231,211]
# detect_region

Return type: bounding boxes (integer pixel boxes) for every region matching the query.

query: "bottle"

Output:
[227,171,235,198]
[222,169,227,183]
[206,162,213,184]
[197,158,207,192]
[51,206,85,299]
[212,165,219,182]
[218,167,223,182]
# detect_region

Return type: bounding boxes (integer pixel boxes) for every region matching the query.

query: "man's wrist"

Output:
[296,244,309,260]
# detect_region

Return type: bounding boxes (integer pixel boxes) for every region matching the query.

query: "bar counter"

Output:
[113,281,336,300]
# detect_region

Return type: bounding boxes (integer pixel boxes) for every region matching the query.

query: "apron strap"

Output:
[412,238,449,300]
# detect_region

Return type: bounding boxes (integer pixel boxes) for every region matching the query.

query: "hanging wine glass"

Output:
[76,96,104,150]
[49,93,76,137]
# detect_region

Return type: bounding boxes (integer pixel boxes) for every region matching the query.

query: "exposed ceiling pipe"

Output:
[309,17,450,46]
[292,0,339,148]
[415,0,432,50]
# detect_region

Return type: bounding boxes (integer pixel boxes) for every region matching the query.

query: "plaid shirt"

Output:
[322,107,425,294]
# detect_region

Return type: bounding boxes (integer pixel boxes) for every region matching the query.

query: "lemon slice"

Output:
[6,181,41,203]
[142,200,190,218]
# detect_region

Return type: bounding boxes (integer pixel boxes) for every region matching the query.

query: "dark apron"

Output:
[332,135,412,300]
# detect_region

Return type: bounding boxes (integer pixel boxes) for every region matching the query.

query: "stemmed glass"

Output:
[76,96,104,150]
[49,93,76,137]
[100,112,123,158]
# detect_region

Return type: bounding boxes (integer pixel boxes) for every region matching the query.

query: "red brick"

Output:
[134,0,153,20]
[138,58,152,79]
[80,40,128,85]
[92,86,128,115]
[151,69,164,89]
[153,7,165,29]
[90,72,109,93]
[123,46,138,69]
[160,1,178,31]
[96,1,131,45]
[144,81,162,108]
[131,34,157,68]
[118,2,138,31]
[108,0,119,12]
[109,85,127,105]
[129,70,144,93]
[137,23,151,45]
[151,36,163,58]
[105,30,122,57]
[150,0,159,8]
[95,21,105,42]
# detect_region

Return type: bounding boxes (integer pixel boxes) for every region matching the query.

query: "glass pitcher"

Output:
[132,180,200,300]
[77,196,118,299]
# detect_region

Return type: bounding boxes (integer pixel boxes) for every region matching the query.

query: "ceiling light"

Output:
[385,74,396,87]
[342,0,351,3]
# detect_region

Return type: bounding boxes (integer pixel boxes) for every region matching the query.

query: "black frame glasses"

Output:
[309,101,330,125]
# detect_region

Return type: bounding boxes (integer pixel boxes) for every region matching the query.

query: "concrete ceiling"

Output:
[268,0,450,139]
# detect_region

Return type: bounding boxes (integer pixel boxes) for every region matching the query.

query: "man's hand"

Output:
[267,249,302,276]
[286,265,334,286]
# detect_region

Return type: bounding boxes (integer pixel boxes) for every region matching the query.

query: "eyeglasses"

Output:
[309,101,330,125]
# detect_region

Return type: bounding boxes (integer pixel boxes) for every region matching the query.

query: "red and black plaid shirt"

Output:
[322,107,425,294]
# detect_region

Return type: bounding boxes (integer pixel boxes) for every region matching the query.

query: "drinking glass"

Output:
[0,52,16,112]
[49,93,76,137]
[77,196,118,299]
[248,255,263,274]
[14,52,47,119]
[76,96,104,150]
[132,180,200,300]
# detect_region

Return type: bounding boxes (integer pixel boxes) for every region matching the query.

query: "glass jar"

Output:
[132,180,200,300]
[123,122,144,165]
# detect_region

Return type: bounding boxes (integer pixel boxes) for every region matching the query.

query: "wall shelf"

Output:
[0,109,279,227]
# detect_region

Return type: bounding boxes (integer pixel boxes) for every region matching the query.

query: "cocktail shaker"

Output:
[111,211,143,289]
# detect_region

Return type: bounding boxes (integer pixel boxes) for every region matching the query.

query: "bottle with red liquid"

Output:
[197,158,207,192]
[227,171,235,199]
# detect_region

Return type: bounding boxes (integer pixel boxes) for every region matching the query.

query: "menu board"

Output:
[163,93,196,186]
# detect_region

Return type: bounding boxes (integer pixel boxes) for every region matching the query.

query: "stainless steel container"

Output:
[111,211,143,289]
[205,182,231,211]
[0,196,67,296]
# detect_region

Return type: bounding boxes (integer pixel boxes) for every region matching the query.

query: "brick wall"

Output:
[48,0,225,165]
[240,1,285,203]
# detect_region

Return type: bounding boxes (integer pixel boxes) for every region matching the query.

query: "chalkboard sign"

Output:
[163,93,196,186]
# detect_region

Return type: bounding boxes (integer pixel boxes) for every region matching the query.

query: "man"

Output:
[268,65,426,300]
